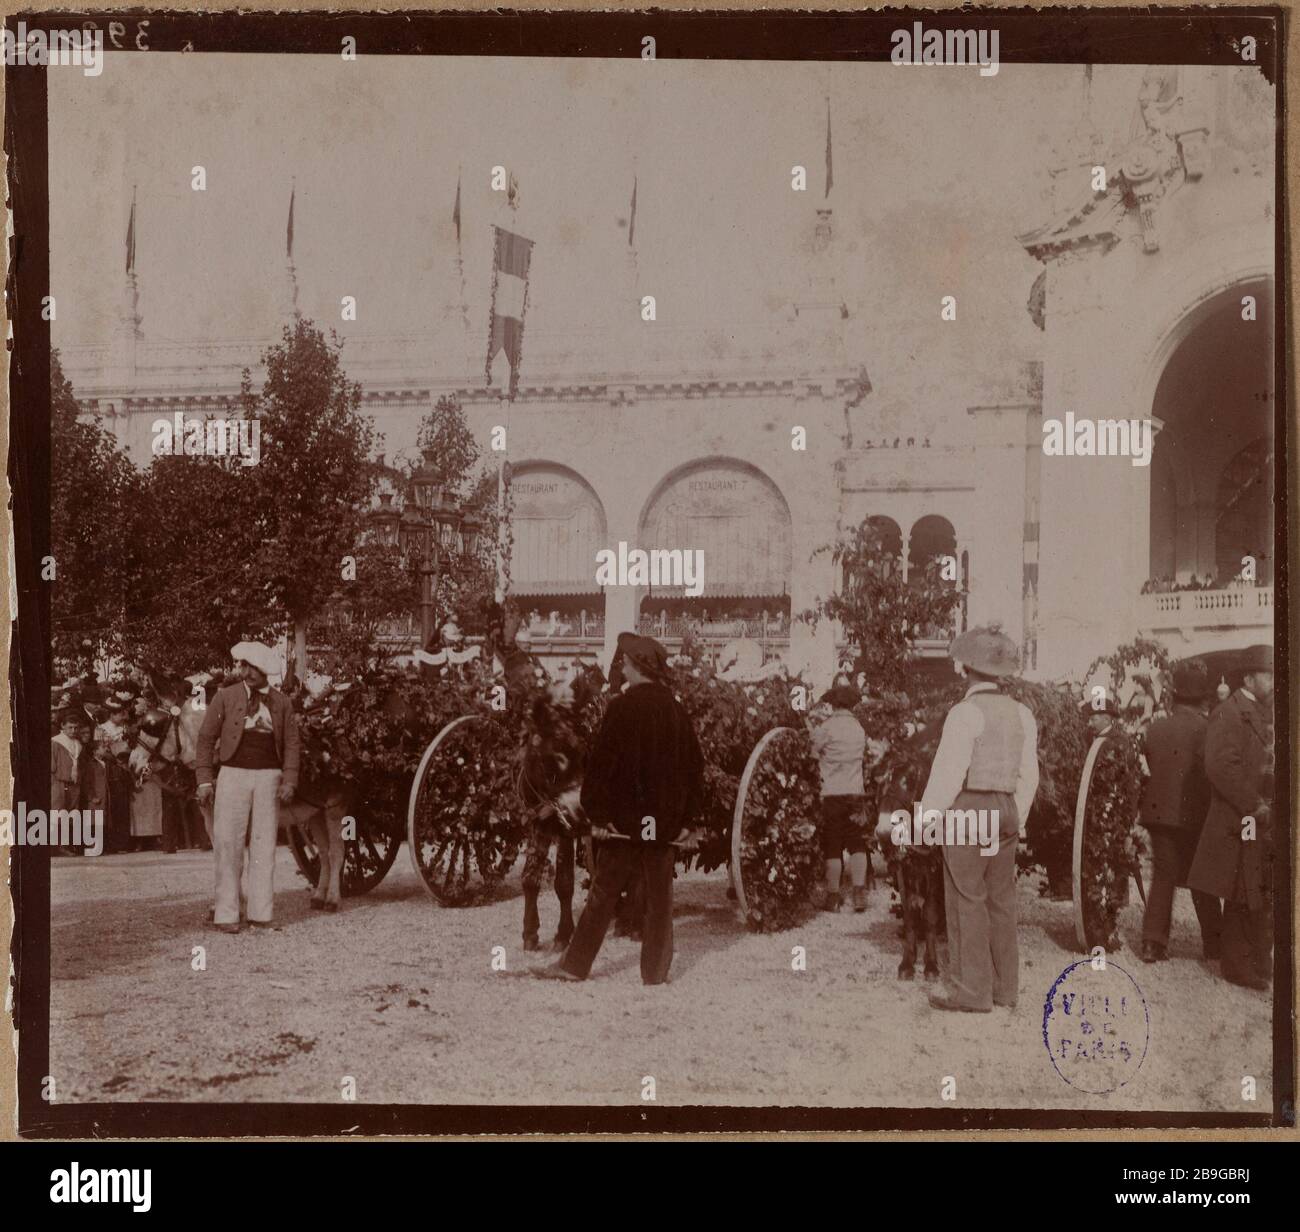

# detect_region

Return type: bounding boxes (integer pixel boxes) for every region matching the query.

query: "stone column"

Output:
[600,499,640,671]
[787,494,839,692]
[966,404,1034,652]
[1034,249,1146,678]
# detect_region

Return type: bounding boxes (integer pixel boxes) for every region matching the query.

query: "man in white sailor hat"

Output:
[195,641,300,932]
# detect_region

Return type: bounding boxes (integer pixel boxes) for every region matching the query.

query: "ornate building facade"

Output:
[62,65,1276,686]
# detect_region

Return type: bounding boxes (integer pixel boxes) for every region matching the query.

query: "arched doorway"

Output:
[1148,279,1273,587]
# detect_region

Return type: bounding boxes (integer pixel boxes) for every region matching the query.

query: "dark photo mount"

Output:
[5,8,1290,1139]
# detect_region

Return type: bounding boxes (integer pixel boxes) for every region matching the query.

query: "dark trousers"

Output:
[940,791,1019,1011]
[1222,868,1272,984]
[560,841,676,984]
[1141,827,1221,955]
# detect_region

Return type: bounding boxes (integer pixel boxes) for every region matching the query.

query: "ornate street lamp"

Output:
[362,445,487,651]
[369,491,401,548]
[460,510,483,561]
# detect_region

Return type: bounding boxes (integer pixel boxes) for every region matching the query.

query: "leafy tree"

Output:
[240,319,377,674]
[803,519,965,694]
[323,541,421,674]
[50,349,142,673]
[123,451,273,673]
[415,394,481,500]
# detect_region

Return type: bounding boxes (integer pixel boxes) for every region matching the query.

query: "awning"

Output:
[645,582,788,600]
[640,464,792,596]
[511,580,603,597]
[510,466,608,596]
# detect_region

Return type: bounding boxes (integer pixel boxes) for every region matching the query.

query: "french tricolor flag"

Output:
[486,225,534,398]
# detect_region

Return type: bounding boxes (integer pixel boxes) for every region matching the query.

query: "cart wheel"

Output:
[287,801,401,897]
[407,714,523,905]
[730,726,821,931]
[1072,736,1132,951]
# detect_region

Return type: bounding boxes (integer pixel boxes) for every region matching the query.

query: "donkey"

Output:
[874,723,945,981]
[516,694,587,951]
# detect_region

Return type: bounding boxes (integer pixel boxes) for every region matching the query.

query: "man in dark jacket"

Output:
[536,633,704,985]
[1187,644,1275,990]
[1138,658,1220,963]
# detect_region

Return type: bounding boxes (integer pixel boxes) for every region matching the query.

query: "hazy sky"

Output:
[47,55,1216,364]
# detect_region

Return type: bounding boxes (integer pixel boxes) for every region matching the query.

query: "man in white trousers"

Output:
[196,642,299,932]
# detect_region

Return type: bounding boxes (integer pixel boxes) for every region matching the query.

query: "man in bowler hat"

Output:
[1188,644,1275,989]
[1137,658,1221,963]
[535,633,703,985]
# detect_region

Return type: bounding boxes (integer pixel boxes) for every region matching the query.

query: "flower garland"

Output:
[1078,732,1145,949]
[733,730,823,932]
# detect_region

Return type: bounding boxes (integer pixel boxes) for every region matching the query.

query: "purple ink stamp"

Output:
[1042,959,1150,1094]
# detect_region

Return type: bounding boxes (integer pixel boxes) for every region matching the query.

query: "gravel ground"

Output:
[49,847,1273,1111]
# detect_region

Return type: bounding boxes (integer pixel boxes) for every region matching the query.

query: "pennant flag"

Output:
[628,176,637,247]
[824,99,833,199]
[286,186,295,260]
[485,225,534,399]
[125,191,136,275]
[453,173,462,245]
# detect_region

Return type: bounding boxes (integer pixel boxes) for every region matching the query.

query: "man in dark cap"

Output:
[1188,644,1275,990]
[1137,658,1220,963]
[536,633,704,985]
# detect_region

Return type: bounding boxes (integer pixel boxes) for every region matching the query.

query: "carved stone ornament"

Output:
[1019,65,1210,263]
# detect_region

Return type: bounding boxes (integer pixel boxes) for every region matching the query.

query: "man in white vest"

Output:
[918,624,1039,1013]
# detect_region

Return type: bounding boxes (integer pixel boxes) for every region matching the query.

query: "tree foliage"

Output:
[50,350,145,674]
[415,394,481,501]
[803,519,965,693]
[239,319,378,661]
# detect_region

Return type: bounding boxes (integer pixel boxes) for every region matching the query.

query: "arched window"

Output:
[908,515,957,584]
[844,515,902,590]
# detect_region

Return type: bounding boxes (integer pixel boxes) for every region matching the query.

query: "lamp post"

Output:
[407,448,475,651]
[366,448,486,651]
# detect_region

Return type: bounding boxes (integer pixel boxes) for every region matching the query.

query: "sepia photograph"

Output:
[4,7,1291,1151]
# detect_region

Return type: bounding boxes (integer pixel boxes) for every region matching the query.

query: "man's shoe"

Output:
[820,891,841,913]
[213,922,241,935]
[1139,941,1167,963]
[532,962,582,982]
[852,886,868,913]
[928,993,991,1013]
[247,920,279,931]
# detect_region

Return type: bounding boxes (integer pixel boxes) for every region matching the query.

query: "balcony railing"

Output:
[1137,585,1273,635]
